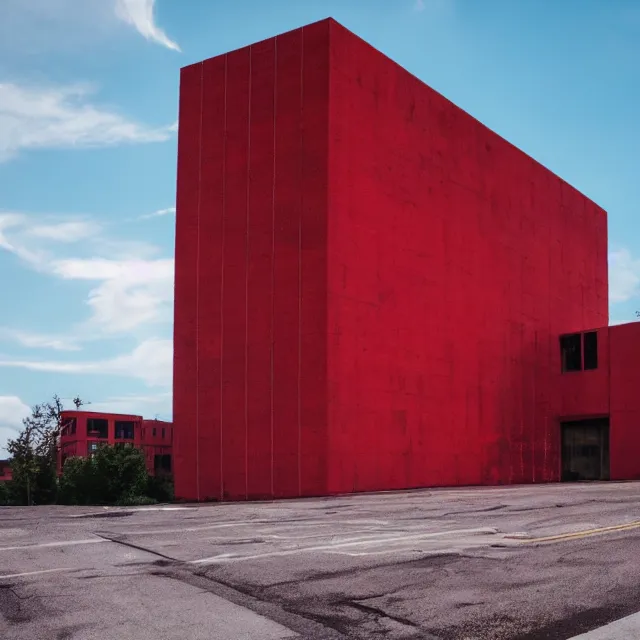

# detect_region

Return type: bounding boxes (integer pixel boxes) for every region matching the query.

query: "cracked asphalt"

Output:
[2,482,640,639]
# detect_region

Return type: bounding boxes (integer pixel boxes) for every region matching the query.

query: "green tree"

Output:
[6,395,84,505]
[58,445,150,505]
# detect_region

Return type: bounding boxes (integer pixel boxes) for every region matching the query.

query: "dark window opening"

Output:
[561,418,609,481]
[161,428,165,439]
[115,421,135,439]
[152,428,157,437]
[154,454,172,475]
[584,331,598,370]
[87,418,108,439]
[560,333,582,372]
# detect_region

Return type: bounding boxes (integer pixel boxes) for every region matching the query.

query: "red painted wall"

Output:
[0,460,12,482]
[324,21,607,492]
[609,323,640,480]
[173,18,609,501]
[557,329,610,420]
[173,20,331,501]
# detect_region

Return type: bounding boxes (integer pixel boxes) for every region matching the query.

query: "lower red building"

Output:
[58,411,173,477]
[0,459,12,483]
[172,18,635,502]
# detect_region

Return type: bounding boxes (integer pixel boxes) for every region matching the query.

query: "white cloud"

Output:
[609,249,640,303]
[0,82,173,161]
[0,213,46,266]
[0,396,31,456]
[28,220,101,242]
[0,328,80,352]
[0,213,174,338]
[140,206,175,219]
[0,338,172,387]
[52,257,174,334]
[115,0,181,51]
[88,391,171,419]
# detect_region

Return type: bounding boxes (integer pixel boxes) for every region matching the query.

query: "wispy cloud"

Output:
[0,212,174,339]
[0,395,31,456]
[0,328,80,352]
[0,338,172,387]
[52,257,174,334]
[0,81,173,161]
[115,0,180,52]
[609,249,640,303]
[88,391,171,419]
[140,206,175,219]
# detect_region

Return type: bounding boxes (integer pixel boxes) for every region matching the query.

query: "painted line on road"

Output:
[0,538,106,552]
[0,568,73,580]
[522,520,640,544]
[191,527,498,565]
[568,610,640,639]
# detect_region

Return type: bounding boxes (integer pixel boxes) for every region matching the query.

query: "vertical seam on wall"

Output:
[298,28,304,498]
[271,38,277,499]
[195,63,204,502]
[220,56,228,502]
[245,47,252,501]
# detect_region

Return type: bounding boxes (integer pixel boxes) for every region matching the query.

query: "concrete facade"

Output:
[172,18,627,502]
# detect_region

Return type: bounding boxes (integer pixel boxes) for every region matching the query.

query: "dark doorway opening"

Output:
[561,418,610,482]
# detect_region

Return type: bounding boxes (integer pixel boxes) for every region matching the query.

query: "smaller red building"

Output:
[0,459,12,483]
[58,411,173,477]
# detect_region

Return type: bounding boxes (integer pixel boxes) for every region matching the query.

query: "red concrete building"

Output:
[0,459,12,483]
[58,411,173,477]
[172,18,629,502]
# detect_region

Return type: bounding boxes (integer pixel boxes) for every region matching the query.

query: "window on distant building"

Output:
[583,331,598,370]
[560,334,582,372]
[87,418,108,439]
[88,441,99,456]
[161,428,165,439]
[152,428,157,437]
[115,421,135,439]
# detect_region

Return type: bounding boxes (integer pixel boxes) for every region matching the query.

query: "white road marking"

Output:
[0,538,106,552]
[191,527,499,564]
[117,518,388,537]
[0,568,73,579]
[568,611,640,639]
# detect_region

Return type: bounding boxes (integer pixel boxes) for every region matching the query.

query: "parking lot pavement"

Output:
[2,482,640,639]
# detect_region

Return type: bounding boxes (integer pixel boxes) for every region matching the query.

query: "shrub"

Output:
[146,475,174,503]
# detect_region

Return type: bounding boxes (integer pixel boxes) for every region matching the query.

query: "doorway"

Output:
[561,418,610,481]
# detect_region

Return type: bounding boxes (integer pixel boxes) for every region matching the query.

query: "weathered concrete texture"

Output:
[2,482,640,639]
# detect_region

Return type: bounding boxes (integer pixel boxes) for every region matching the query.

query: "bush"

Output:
[116,494,158,507]
[58,445,150,506]
[146,475,174,503]
[0,482,11,506]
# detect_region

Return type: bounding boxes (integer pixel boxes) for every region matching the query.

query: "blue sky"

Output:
[0,0,639,454]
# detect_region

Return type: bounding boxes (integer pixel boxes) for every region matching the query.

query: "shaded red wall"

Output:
[173,21,331,501]
[557,329,610,420]
[324,20,608,492]
[173,18,609,501]
[609,323,640,480]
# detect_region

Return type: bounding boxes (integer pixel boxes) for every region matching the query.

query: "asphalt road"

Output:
[2,482,640,639]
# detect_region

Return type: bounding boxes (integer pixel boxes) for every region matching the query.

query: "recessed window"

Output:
[560,334,582,372]
[87,418,108,439]
[584,331,598,370]
[152,428,157,437]
[115,421,135,440]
